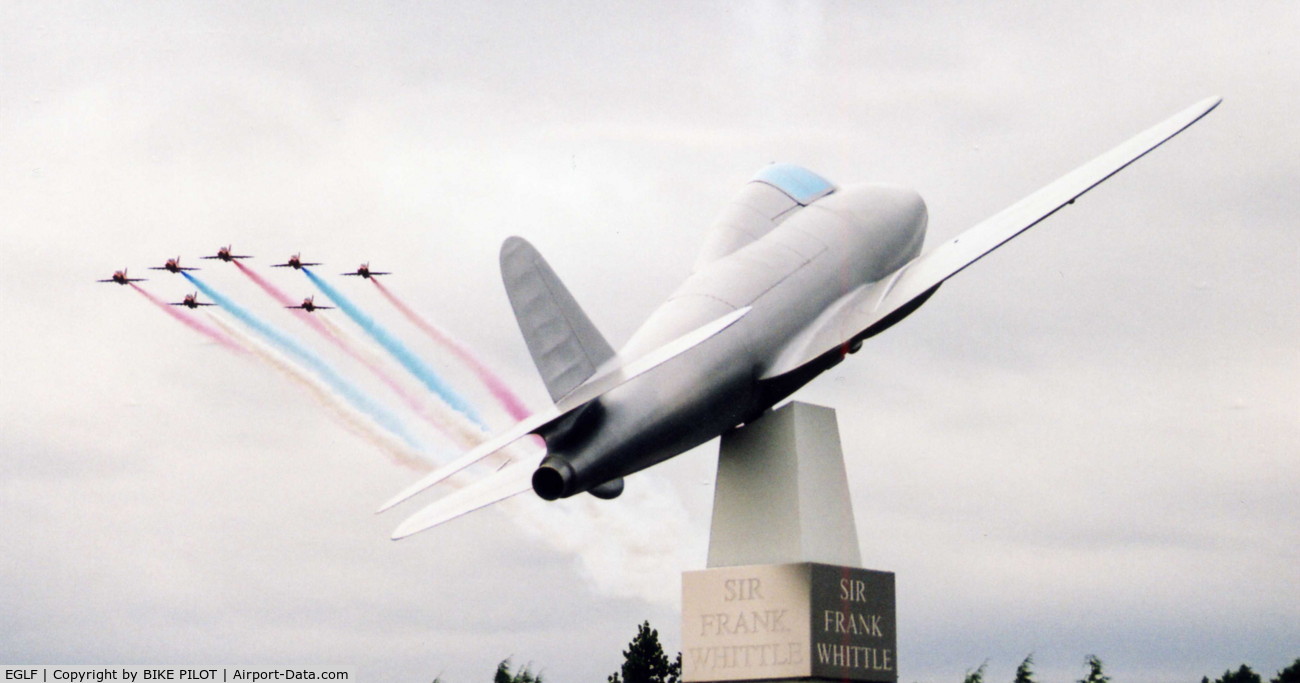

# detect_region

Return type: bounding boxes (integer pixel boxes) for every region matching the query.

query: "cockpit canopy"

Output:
[693,164,839,271]
[751,163,837,205]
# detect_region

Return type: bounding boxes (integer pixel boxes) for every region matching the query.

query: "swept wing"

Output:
[763,96,1221,379]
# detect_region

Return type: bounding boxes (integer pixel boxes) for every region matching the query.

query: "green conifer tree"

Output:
[1273,658,1300,683]
[607,621,682,683]
[1013,654,1035,683]
[494,658,542,683]
[1211,664,1262,683]
[1077,655,1109,683]
[961,661,987,683]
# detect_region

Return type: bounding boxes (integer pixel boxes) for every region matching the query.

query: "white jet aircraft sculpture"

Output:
[381,97,1221,539]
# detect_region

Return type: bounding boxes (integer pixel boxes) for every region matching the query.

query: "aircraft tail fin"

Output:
[501,236,615,403]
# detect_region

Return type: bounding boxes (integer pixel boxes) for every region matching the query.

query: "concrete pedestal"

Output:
[708,402,861,569]
[682,402,896,683]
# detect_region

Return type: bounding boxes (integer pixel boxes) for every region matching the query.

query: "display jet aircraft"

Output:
[98,269,146,285]
[202,245,252,262]
[380,97,1221,539]
[342,263,390,279]
[286,295,333,313]
[150,257,199,274]
[171,292,216,309]
[272,253,320,270]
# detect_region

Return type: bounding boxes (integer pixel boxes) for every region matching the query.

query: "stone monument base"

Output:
[682,562,896,682]
[682,402,897,683]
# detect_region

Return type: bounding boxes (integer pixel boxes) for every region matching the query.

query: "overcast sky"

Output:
[2,2,1296,681]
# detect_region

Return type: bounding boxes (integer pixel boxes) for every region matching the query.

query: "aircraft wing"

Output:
[378,305,750,517]
[377,408,558,513]
[763,96,1221,379]
[390,460,537,539]
[555,305,749,412]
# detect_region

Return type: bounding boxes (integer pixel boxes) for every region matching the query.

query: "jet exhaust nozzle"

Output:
[532,457,575,501]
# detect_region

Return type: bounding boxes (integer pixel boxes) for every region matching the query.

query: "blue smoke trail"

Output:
[303,268,484,427]
[182,272,426,450]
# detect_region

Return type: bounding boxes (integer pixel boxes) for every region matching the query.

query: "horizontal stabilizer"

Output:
[376,416,550,513]
[391,460,536,539]
[763,96,1221,379]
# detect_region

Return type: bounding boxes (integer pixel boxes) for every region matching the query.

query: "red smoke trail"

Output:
[234,260,337,338]
[233,260,294,303]
[130,284,244,354]
[316,313,487,449]
[371,278,531,419]
[235,260,479,447]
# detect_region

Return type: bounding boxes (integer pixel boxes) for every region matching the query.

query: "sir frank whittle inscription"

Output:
[682,563,897,682]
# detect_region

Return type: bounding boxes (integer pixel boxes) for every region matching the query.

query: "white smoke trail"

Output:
[209,313,433,472]
[214,296,697,603]
[498,470,704,606]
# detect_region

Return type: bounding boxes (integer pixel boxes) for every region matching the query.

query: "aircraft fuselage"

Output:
[533,183,928,499]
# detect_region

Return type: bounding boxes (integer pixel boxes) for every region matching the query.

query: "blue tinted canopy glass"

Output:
[752,163,836,204]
